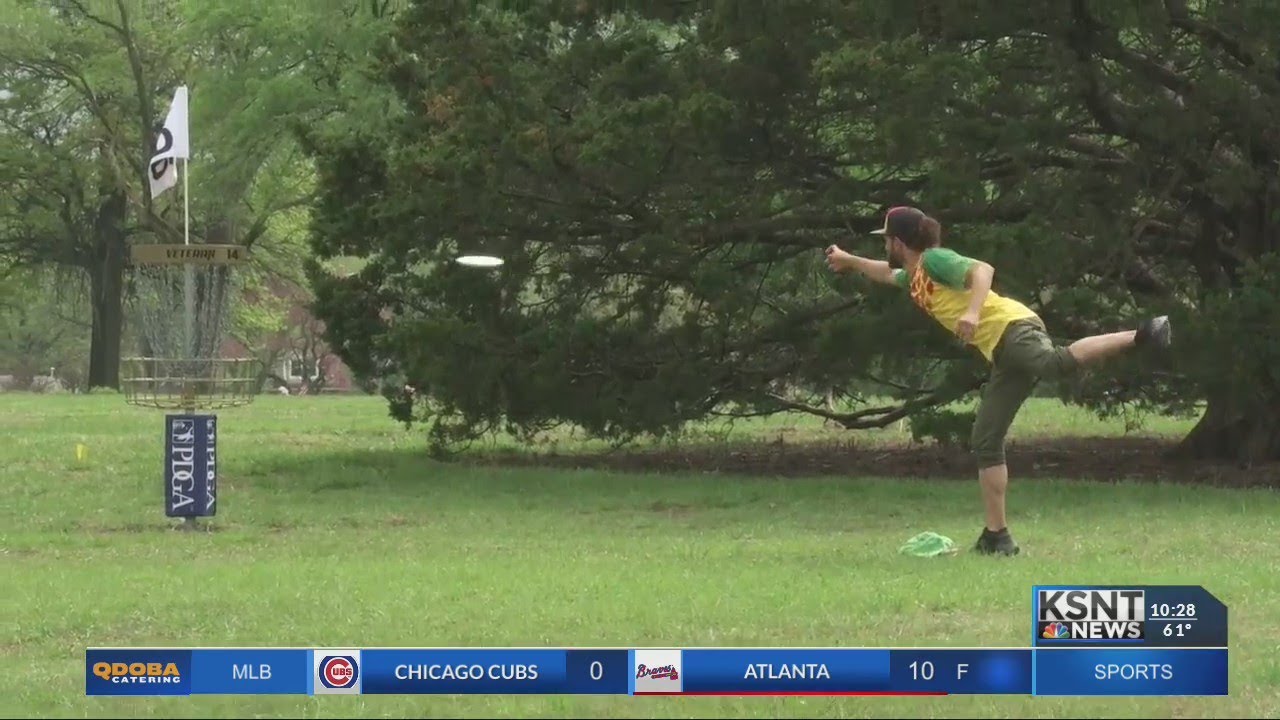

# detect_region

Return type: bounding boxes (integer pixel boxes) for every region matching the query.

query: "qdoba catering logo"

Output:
[92,661,182,684]
[85,650,189,696]
[633,649,683,694]
[314,650,361,694]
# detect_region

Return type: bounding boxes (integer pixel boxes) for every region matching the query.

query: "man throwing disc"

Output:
[824,206,1171,556]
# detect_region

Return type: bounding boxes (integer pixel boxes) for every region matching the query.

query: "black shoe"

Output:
[974,527,1021,556]
[1135,316,1172,350]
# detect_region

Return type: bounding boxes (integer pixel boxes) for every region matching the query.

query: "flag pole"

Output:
[148,84,196,361]
[181,89,195,362]
[183,155,190,246]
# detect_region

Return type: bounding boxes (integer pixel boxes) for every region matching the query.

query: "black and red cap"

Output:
[869,206,926,239]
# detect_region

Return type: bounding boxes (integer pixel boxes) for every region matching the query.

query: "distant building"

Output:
[218,277,356,394]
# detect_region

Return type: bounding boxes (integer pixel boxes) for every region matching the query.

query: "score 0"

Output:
[566,650,629,694]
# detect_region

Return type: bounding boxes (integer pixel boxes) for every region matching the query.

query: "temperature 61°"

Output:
[1163,623,1192,638]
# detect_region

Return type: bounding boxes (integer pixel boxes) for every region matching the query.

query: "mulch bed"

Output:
[472,437,1280,489]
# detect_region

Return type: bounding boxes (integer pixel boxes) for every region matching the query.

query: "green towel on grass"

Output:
[899,531,957,557]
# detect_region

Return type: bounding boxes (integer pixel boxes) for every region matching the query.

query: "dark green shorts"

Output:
[970,318,1078,469]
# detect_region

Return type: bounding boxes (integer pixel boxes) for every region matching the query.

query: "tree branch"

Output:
[1064,134,1128,160]
[856,372,933,397]
[63,0,126,37]
[1164,0,1256,70]
[239,192,319,249]
[765,392,896,424]
[1065,0,1136,139]
[764,373,984,430]
[1096,40,1193,98]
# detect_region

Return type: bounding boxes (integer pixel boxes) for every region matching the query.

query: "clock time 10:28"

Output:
[1150,603,1196,618]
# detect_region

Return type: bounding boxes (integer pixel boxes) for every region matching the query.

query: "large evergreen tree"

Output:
[307,0,1280,462]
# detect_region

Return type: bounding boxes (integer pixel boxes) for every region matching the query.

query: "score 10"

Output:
[890,650,1031,695]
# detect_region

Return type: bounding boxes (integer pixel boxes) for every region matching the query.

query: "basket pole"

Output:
[180,379,199,532]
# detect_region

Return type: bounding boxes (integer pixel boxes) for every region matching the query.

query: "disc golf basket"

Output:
[122,242,261,529]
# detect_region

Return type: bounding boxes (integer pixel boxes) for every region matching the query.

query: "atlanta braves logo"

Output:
[635,663,679,681]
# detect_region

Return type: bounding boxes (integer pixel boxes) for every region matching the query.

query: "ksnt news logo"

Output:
[314,650,361,694]
[1037,588,1146,641]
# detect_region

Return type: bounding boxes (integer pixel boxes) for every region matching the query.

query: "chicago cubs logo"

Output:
[312,649,360,694]
[319,655,359,689]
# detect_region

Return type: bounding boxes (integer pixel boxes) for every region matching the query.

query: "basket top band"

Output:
[129,244,249,266]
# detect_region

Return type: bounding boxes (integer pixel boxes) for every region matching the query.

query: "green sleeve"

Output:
[921,248,977,289]
[892,268,908,289]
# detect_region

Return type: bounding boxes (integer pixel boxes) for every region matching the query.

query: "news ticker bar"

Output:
[86,647,1228,697]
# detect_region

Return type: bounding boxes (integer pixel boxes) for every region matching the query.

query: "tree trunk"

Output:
[87,192,127,389]
[1175,392,1280,466]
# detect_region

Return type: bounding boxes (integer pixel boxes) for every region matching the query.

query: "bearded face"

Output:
[885,236,905,269]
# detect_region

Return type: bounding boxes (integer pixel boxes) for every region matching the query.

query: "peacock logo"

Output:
[1042,622,1070,639]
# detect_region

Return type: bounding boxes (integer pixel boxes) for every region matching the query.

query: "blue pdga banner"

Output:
[164,415,217,517]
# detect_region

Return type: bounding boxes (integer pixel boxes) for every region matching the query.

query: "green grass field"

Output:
[3,394,1277,718]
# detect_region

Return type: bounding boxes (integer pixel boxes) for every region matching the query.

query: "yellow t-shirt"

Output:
[893,248,1039,362]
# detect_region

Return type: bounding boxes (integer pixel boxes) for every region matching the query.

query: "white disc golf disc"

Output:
[455,255,504,268]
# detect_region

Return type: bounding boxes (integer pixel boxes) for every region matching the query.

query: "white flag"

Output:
[148,86,189,199]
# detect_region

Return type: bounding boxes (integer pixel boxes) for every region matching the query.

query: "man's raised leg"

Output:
[1067,316,1171,367]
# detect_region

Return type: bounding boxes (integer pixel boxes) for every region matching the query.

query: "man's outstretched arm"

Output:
[824,245,898,285]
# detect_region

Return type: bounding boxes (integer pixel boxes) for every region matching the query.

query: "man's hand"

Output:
[955,309,980,343]
[824,245,855,273]
[823,245,897,285]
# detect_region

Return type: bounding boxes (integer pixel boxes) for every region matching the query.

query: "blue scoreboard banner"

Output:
[86,585,1227,697]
